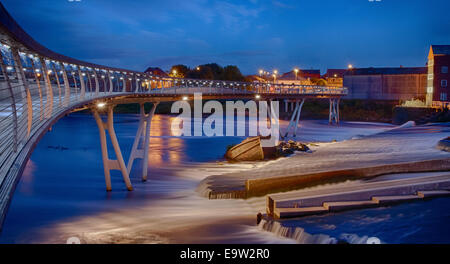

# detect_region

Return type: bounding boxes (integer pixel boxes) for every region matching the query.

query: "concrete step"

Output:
[372,195,421,205]
[323,200,378,212]
[268,174,450,215]
[417,190,450,198]
[274,206,328,219]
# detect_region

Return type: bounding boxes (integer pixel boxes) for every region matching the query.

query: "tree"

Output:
[187,66,214,80]
[202,63,224,79]
[167,63,248,82]
[222,65,245,81]
[170,64,189,78]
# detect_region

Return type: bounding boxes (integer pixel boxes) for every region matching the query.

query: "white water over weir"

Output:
[258,219,338,244]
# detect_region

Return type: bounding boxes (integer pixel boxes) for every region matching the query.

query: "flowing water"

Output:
[0,113,447,244]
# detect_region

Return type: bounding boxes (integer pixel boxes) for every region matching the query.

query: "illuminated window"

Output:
[440,93,447,101]
[442,80,447,87]
[442,66,448,74]
[428,74,433,80]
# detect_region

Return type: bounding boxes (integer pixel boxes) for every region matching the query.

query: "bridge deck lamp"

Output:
[294,68,299,80]
[255,94,261,99]
[348,64,353,69]
[97,102,106,108]
[182,96,189,101]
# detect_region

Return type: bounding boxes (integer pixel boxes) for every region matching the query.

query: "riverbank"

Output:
[109,99,398,123]
[198,123,450,199]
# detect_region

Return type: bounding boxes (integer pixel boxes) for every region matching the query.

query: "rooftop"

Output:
[144,67,168,77]
[324,69,347,78]
[344,67,427,76]
[279,69,321,80]
[431,45,450,55]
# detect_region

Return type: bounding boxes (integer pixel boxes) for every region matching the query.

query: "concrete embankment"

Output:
[197,124,450,199]
[267,173,450,218]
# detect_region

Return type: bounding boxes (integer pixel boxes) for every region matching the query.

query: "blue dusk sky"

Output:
[2,0,450,74]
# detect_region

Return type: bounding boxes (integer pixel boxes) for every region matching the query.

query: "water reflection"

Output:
[0,113,397,243]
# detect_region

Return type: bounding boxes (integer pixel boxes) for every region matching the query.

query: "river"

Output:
[0,113,448,244]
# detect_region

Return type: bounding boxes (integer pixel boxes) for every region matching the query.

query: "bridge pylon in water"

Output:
[91,102,159,191]
[282,97,340,139]
[329,98,340,125]
[127,103,159,182]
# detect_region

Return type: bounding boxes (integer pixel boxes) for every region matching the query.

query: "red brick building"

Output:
[280,69,321,80]
[144,67,168,77]
[323,69,347,87]
[427,45,450,106]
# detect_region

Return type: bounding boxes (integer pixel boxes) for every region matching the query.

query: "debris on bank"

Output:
[437,137,450,152]
[225,137,310,161]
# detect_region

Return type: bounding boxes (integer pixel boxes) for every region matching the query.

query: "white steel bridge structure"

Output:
[0,3,347,228]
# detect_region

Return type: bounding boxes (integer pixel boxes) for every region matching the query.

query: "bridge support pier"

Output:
[92,105,133,191]
[127,102,159,181]
[283,99,305,138]
[329,98,340,124]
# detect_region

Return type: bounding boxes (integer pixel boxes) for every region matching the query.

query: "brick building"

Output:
[277,69,321,85]
[323,69,346,87]
[426,45,450,106]
[343,67,427,100]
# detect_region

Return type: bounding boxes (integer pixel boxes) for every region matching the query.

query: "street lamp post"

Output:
[294,68,299,80]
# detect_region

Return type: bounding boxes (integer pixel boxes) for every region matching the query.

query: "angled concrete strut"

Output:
[92,106,133,191]
[127,102,159,181]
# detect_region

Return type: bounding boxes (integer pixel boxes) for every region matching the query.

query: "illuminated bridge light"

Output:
[97,102,106,108]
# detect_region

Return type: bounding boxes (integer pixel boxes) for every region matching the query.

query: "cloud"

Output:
[272,0,294,9]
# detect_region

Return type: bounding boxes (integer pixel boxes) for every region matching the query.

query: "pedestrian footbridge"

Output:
[0,3,347,228]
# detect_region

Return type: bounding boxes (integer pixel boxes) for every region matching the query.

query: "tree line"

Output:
[169,63,248,82]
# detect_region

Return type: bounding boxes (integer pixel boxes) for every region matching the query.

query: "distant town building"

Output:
[144,67,168,77]
[246,75,267,83]
[343,67,427,100]
[427,45,450,106]
[277,69,320,85]
[323,69,346,87]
